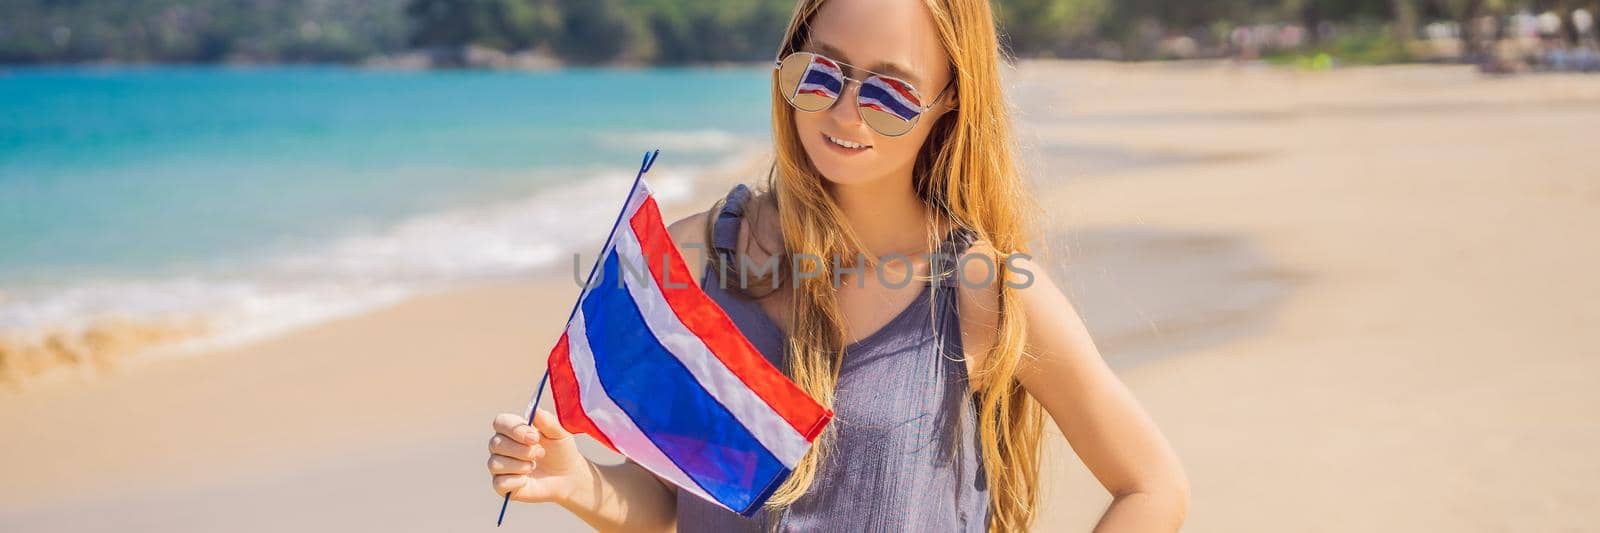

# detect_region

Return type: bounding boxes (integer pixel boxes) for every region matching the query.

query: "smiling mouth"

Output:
[823,132,871,151]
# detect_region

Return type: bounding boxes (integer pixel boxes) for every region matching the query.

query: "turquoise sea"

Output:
[0,65,772,345]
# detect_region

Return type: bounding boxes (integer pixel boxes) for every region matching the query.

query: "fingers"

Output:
[487,453,537,475]
[530,409,572,440]
[487,412,564,502]
[489,433,542,460]
[493,413,539,445]
[492,474,528,496]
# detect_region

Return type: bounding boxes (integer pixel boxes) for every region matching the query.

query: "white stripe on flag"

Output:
[613,226,812,468]
[621,181,653,223]
[565,309,719,505]
[571,181,654,313]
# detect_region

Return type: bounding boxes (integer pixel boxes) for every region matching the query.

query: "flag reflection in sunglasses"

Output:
[858,76,922,122]
[795,54,843,100]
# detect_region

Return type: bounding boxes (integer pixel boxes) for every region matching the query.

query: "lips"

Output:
[821,132,871,153]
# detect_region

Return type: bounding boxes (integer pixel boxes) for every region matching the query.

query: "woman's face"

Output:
[792,0,956,188]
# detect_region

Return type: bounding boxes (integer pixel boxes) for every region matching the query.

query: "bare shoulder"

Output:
[665,208,713,287]
[952,239,1002,375]
[953,240,1068,379]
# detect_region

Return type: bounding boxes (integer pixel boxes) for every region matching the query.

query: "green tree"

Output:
[552,0,634,63]
[624,0,794,63]
[406,0,561,50]
[995,0,1110,56]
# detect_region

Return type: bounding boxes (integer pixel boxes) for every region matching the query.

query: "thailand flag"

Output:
[794,54,844,100]
[544,152,833,516]
[858,76,923,121]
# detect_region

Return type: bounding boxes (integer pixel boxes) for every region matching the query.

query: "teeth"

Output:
[826,134,867,149]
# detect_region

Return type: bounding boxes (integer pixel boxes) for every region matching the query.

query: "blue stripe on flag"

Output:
[858,81,920,121]
[582,250,791,514]
[801,68,843,94]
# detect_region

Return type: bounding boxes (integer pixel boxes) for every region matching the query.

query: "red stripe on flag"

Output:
[547,332,619,453]
[861,102,892,115]
[881,77,922,107]
[627,196,832,441]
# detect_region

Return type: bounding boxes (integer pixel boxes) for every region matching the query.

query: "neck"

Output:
[827,170,930,258]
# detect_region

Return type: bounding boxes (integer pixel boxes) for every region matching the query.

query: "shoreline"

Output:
[0,147,772,393]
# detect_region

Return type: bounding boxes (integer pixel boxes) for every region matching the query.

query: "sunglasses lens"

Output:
[777,52,842,112]
[777,52,929,137]
[857,75,923,136]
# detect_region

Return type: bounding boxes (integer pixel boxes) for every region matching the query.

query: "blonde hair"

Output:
[736,1,1045,530]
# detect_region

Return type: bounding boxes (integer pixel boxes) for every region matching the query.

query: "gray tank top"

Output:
[674,184,989,532]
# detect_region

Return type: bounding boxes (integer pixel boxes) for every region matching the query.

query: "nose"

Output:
[827,79,863,126]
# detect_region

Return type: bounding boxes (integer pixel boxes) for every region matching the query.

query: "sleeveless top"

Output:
[674,184,990,532]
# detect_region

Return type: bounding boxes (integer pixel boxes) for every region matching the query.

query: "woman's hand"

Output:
[487,409,592,505]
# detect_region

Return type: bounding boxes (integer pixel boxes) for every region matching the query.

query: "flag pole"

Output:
[498,149,660,527]
[497,371,547,527]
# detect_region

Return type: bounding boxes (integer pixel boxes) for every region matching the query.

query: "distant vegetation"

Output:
[0,0,410,63]
[1,0,1595,65]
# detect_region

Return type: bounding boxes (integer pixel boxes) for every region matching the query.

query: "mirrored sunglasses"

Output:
[774,51,950,137]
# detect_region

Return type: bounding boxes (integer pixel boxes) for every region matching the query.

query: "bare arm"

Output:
[558,455,679,532]
[958,254,1189,531]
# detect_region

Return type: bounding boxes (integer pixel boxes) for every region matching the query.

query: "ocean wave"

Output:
[271,163,700,281]
[594,129,759,153]
[0,278,412,384]
[0,151,740,382]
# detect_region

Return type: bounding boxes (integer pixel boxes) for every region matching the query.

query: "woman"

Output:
[486,0,1189,530]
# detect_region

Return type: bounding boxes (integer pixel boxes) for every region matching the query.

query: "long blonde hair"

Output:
[739,1,1045,530]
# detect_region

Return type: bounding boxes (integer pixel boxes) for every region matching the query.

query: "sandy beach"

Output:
[3,60,1598,531]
